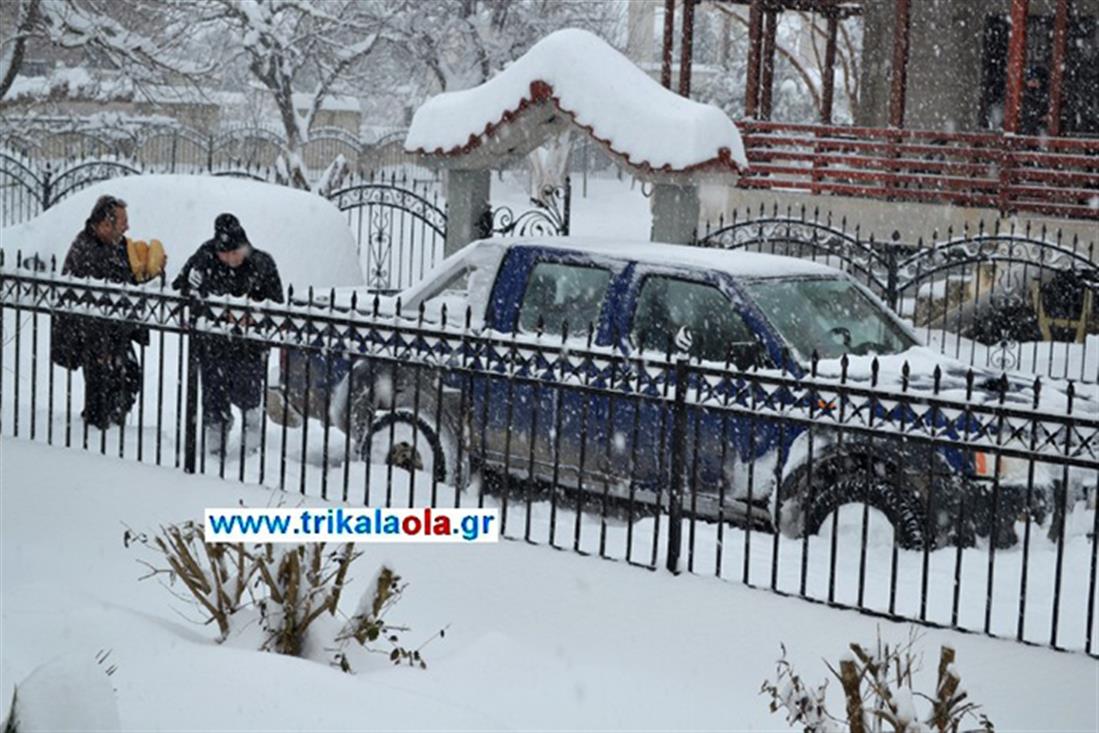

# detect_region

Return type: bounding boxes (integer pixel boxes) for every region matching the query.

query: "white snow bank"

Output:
[5,655,121,731]
[0,175,364,291]
[2,439,1096,730]
[405,29,746,172]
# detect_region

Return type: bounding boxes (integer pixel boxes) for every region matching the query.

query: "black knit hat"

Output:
[214,213,249,251]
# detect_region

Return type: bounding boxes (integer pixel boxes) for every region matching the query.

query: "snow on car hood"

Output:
[813,347,1097,414]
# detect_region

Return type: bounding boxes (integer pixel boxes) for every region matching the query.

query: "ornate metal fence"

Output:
[1,260,1096,656]
[328,174,448,292]
[698,206,1099,384]
[1,149,144,227]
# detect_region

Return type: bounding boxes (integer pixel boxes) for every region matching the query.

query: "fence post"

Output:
[182,294,201,473]
[665,357,689,573]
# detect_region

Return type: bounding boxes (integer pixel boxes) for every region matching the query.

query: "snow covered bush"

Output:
[127,522,436,673]
[760,632,995,732]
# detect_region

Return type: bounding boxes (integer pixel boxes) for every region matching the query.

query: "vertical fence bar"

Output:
[799,353,820,596]
[29,273,38,441]
[665,358,688,574]
[155,291,166,466]
[12,259,21,438]
[299,289,315,497]
[1050,383,1075,648]
[983,377,1009,635]
[1017,378,1042,641]
[1,254,7,438]
[183,296,200,474]
[1087,463,1099,655]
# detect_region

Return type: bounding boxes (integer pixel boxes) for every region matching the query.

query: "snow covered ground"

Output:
[2,438,1098,731]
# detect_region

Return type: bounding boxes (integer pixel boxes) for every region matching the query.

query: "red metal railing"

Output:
[737,121,1099,220]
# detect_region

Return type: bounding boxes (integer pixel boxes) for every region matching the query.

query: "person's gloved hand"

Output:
[188,267,204,290]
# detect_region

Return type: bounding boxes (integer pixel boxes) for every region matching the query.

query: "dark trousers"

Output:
[82,348,140,429]
[199,339,267,426]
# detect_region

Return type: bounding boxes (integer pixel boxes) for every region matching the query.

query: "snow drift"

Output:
[0,175,364,291]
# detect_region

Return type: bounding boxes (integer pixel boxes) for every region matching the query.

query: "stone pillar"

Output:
[650,183,700,244]
[445,168,491,257]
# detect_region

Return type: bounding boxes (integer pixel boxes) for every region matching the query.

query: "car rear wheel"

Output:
[799,476,928,550]
[360,409,455,485]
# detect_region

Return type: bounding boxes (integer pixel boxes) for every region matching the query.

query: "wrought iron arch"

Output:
[328,183,447,234]
[0,149,46,227]
[896,233,1098,376]
[211,126,286,168]
[696,210,893,298]
[40,129,124,159]
[897,234,1098,294]
[327,181,448,291]
[210,165,269,182]
[135,125,212,172]
[48,158,143,207]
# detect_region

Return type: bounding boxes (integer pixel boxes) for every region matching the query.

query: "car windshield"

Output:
[743,277,916,361]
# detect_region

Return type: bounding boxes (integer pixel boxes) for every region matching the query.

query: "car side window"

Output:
[517,262,612,337]
[631,276,761,363]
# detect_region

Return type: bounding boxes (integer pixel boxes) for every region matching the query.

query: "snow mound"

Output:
[405,29,746,173]
[1,175,364,291]
[5,655,121,731]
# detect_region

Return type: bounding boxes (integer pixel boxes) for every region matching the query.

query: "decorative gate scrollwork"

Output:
[695,208,893,299]
[327,180,447,292]
[489,178,571,238]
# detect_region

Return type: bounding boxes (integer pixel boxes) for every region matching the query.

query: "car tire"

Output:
[360,409,458,486]
[798,476,928,550]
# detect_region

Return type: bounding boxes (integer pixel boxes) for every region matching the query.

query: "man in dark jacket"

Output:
[56,195,148,429]
[174,213,284,456]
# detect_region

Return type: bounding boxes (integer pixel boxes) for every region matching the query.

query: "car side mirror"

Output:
[729,341,763,371]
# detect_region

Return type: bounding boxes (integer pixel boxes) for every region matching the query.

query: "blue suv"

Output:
[271,238,1036,547]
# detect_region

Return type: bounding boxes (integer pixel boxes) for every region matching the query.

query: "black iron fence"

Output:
[2,257,1096,657]
[698,206,1099,386]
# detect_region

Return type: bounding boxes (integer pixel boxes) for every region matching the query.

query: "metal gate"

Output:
[1,150,143,228]
[697,207,1097,383]
[326,176,448,292]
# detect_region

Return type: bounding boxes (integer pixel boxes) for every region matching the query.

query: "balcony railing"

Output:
[737,121,1099,221]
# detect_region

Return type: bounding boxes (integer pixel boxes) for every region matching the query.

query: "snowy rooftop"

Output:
[405,29,746,178]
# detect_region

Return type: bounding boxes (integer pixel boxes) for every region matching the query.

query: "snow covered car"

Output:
[2,175,365,291]
[269,238,1069,548]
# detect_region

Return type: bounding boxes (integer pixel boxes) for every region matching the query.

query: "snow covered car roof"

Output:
[484,236,842,279]
[405,29,746,176]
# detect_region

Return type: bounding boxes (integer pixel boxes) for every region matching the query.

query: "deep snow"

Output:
[0,175,365,291]
[1,439,1097,731]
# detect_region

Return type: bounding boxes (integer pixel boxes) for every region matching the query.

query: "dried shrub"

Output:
[761,630,995,733]
[127,521,438,672]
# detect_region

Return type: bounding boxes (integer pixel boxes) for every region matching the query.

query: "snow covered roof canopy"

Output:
[404,29,747,183]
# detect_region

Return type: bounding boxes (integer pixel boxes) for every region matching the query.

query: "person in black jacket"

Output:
[174,213,284,456]
[55,195,149,429]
